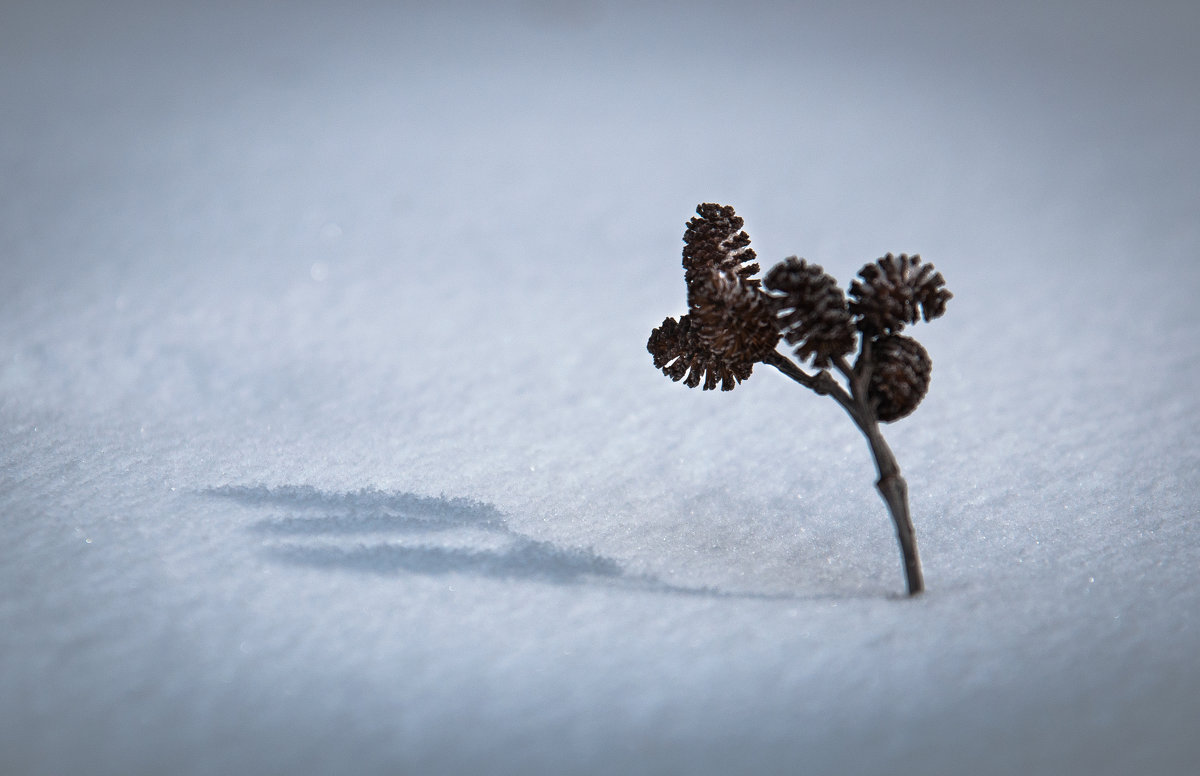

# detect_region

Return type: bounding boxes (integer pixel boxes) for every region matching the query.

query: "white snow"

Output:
[3,1,1199,774]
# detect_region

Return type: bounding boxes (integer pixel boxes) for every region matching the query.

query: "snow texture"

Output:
[3,1,1199,774]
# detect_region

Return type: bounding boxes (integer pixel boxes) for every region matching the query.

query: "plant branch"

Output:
[763,351,857,419]
[652,203,949,596]
[835,347,924,595]
[833,353,858,385]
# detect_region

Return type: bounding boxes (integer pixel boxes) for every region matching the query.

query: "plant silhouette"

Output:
[648,204,952,595]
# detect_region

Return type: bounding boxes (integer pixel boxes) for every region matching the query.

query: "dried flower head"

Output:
[764,257,856,367]
[647,314,754,391]
[848,253,952,335]
[646,268,778,391]
[860,335,932,422]
[682,203,761,291]
[689,268,780,366]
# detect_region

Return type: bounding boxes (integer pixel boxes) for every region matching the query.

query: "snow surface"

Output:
[3,1,1199,774]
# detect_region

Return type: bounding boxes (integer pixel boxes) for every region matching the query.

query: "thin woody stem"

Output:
[766,349,924,594]
[762,351,857,420]
[834,354,924,595]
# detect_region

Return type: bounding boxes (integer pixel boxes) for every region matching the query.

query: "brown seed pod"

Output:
[688,268,780,366]
[848,253,952,335]
[860,334,932,422]
[647,314,754,391]
[682,203,761,291]
[764,257,856,367]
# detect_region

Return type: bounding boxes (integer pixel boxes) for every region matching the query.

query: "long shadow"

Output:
[203,485,796,599]
[215,486,509,536]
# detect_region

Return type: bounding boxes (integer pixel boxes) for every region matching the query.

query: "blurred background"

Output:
[3,1,1198,774]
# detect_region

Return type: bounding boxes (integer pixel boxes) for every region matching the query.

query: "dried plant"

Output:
[648,204,953,595]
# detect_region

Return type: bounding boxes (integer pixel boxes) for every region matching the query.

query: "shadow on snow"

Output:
[203,484,794,599]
